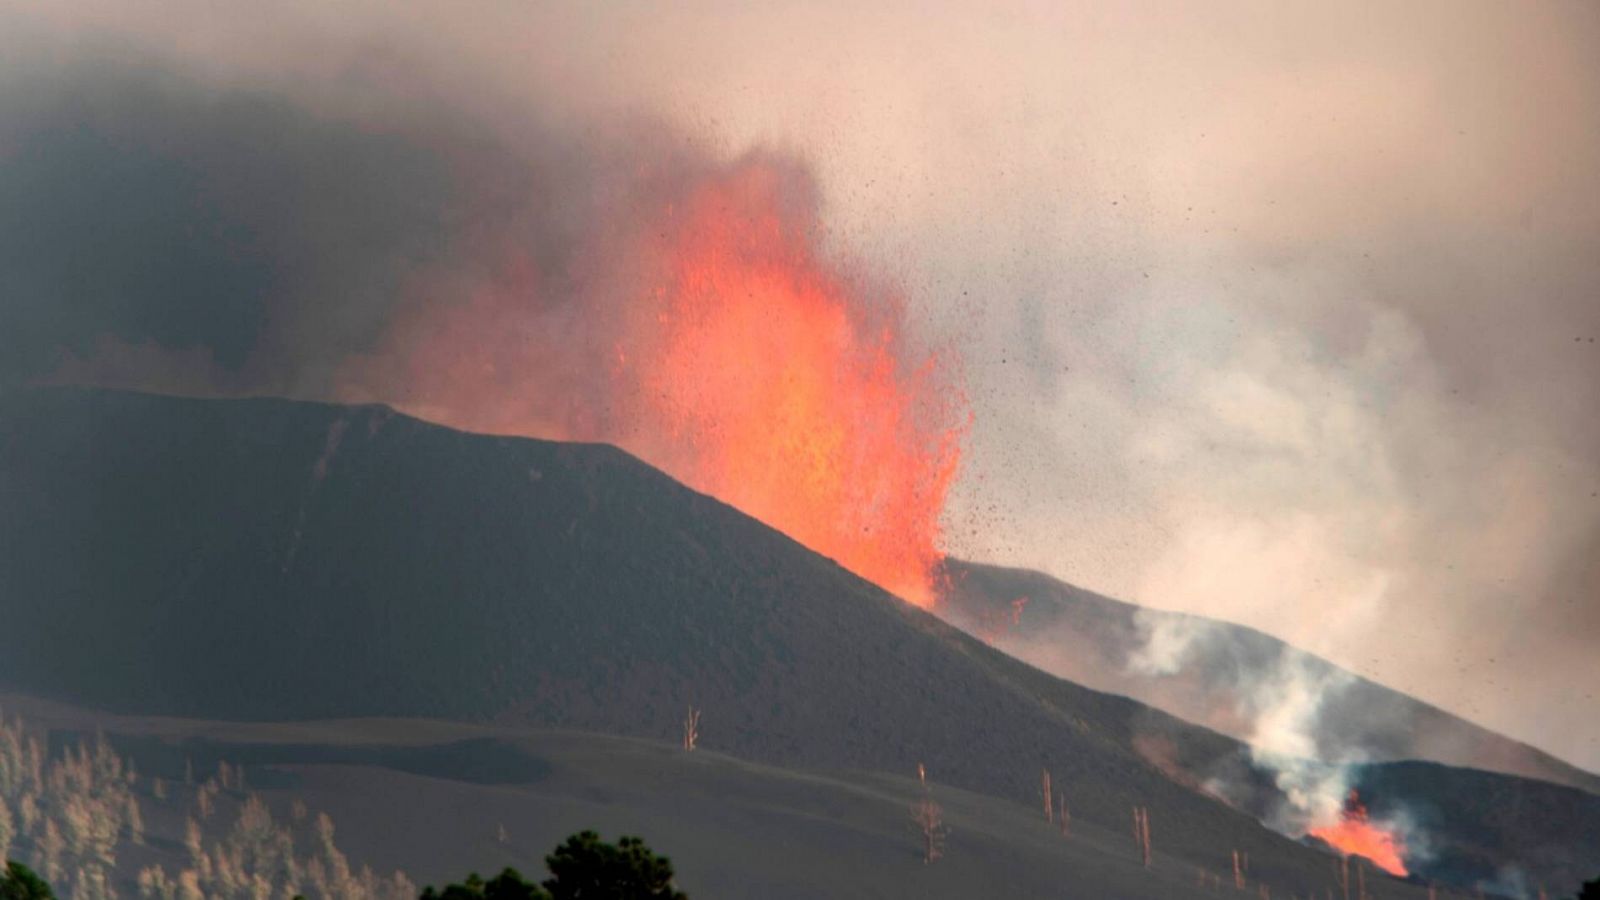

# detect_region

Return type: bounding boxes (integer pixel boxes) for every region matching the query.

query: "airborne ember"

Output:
[340,155,966,607]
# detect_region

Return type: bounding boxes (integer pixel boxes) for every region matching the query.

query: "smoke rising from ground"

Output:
[2,1,1597,769]
[1127,612,1419,865]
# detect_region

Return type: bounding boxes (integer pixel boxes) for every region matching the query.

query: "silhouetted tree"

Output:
[1574,875,1600,900]
[421,867,548,900]
[542,832,686,900]
[0,861,55,900]
[423,833,687,900]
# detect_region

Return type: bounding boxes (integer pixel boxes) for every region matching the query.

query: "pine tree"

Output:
[544,832,688,900]
[0,860,56,900]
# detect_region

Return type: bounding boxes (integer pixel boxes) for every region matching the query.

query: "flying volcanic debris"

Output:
[338,155,967,607]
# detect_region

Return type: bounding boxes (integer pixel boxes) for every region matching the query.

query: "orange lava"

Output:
[621,163,963,606]
[1309,790,1408,877]
[339,155,965,608]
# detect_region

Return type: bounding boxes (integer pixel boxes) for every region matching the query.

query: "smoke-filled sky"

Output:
[3,1,1597,770]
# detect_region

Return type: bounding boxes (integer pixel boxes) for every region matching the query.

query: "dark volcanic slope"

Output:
[1356,760,1600,894]
[0,386,1351,892]
[940,559,1600,797]
[3,387,1594,896]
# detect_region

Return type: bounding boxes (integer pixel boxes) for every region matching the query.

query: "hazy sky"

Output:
[3,1,1597,769]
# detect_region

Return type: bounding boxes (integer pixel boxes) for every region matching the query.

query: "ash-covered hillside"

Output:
[1,387,1594,897]
[940,559,1600,797]
[0,387,1291,869]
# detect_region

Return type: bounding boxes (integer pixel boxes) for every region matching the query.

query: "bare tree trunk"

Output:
[914,800,944,864]
[910,764,946,864]
[1041,769,1052,823]
[1141,807,1152,868]
[682,705,700,752]
[1131,806,1151,868]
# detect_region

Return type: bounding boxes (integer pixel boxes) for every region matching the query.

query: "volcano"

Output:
[0,386,1595,897]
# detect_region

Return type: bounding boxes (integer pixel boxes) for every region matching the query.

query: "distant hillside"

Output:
[939,559,1600,797]
[1,387,1594,896]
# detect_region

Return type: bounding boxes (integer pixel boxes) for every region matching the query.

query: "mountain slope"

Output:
[0,387,1338,882]
[1,387,1594,896]
[939,559,1600,797]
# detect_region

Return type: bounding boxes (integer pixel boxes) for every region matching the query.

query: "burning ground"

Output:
[941,559,1600,891]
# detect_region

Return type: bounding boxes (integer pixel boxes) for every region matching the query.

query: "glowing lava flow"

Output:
[1309,790,1409,877]
[338,155,966,608]
[621,162,964,607]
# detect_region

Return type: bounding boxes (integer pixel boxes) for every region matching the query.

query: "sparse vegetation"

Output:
[910,764,947,865]
[0,708,413,900]
[137,798,415,900]
[0,712,140,898]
